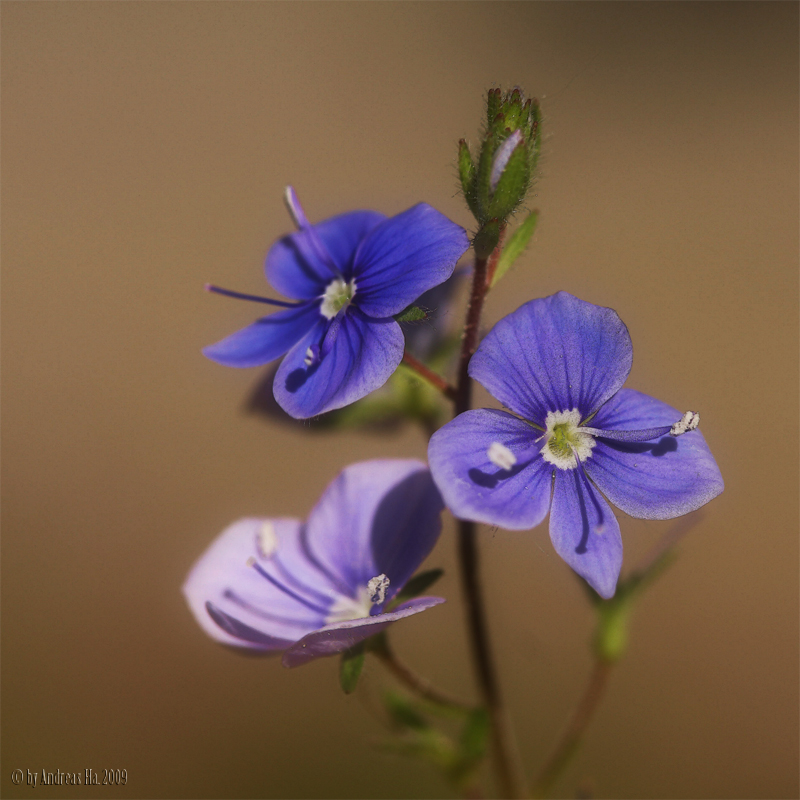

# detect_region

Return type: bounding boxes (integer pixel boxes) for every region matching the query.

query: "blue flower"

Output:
[204,188,469,419]
[183,460,446,667]
[428,292,724,598]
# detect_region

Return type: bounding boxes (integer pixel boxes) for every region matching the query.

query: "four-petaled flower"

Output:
[183,460,445,666]
[203,188,469,419]
[428,292,724,598]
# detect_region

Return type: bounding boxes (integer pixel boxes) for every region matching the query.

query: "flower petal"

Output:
[266,211,386,300]
[183,518,331,650]
[586,389,724,520]
[469,292,633,424]
[273,308,403,418]
[281,597,445,668]
[549,470,623,599]
[428,409,552,529]
[203,301,320,368]
[353,204,469,318]
[302,460,444,598]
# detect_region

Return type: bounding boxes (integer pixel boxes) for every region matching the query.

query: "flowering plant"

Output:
[188,87,723,797]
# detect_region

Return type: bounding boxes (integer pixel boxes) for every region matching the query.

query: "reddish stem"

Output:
[401,351,457,401]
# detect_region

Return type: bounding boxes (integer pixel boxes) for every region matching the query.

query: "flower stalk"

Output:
[371,635,473,712]
[453,247,528,799]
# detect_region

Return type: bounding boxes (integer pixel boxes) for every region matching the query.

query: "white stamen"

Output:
[304,347,315,366]
[367,574,390,605]
[320,278,356,319]
[670,411,700,436]
[257,521,278,558]
[487,441,517,471]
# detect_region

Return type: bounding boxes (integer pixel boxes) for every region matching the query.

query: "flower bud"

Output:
[459,87,542,226]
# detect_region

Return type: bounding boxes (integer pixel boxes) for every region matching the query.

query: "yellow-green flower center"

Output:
[320,278,356,319]
[541,409,595,470]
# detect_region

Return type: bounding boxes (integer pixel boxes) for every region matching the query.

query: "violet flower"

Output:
[428,292,723,598]
[183,460,445,667]
[204,188,469,419]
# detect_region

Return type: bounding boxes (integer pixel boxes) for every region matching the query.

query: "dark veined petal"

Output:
[203,302,320,368]
[549,470,623,599]
[302,460,444,598]
[282,597,445,668]
[183,518,330,650]
[273,308,404,418]
[353,204,470,318]
[469,292,633,425]
[266,211,386,300]
[586,389,724,520]
[428,409,552,530]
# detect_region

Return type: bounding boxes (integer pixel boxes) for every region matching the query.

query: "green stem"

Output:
[531,658,614,798]
[373,638,473,712]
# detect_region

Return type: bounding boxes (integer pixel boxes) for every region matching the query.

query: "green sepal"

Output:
[488,139,530,220]
[339,643,365,694]
[491,211,539,288]
[394,305,429,323]
[486,87,502,126]
[472,219,502,260]
[474,134,499,224]
[457,140,479,219]
[388,568,444,608]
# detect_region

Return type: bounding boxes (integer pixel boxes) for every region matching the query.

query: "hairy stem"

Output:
[531,659,614,798]
[452,251,527,799]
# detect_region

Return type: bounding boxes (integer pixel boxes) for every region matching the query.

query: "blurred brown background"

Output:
[2,3,797,798]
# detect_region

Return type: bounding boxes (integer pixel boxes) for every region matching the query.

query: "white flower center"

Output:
[320,278,356,319]
[540,409,595,470]
[325,574,390,625]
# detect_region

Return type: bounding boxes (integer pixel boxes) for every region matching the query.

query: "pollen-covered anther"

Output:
[670,411,700,437]
[320,278,356,319]
[367,574,390,605]
[540,409,595,470]
[487,441,517,471]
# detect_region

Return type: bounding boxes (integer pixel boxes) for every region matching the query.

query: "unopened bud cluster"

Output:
[459,87,541,233]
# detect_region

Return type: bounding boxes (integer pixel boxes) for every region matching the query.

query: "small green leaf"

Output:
[394,305,429,323]
[391,569,444,607]
[458,707,490,766]
[339,644,365,694]
[384,690,430,731]
[491,211,538,288]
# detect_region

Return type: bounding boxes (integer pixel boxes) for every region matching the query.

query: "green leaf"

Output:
[394,305,429,323]
[384,690,430,731]
[457,707,490,766]
[390,569,444,607]
[339,644,365,694]
[491,211,538,288]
